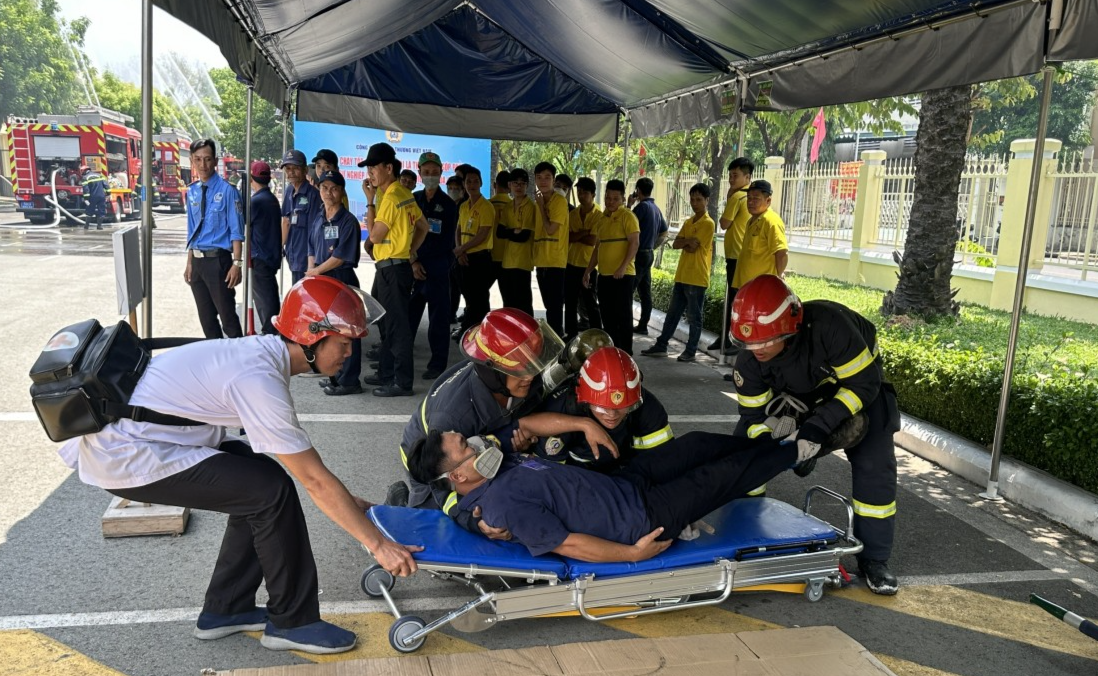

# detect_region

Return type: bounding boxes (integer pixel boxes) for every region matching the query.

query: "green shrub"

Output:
[646,269,1098,493]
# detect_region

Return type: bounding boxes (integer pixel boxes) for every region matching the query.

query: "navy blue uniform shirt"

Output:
[249,186,283,269]
[412,188,458,265]
[282,181,323,272]
[458,456,651,557]
[632,198,667,250]
[82,172,107,201]
[309,207,360,270]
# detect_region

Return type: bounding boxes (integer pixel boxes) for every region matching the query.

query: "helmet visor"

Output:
[731,332,795,350]
[311,285,386,339]
[469,318,566,377]
[590,399,642,417]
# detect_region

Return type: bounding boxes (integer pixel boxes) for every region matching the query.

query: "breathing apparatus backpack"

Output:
[29,319,202,442]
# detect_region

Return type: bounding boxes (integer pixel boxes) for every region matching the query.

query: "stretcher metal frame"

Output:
[362,486,862,653]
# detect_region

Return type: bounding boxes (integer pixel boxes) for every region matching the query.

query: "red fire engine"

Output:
[6,106,142,225]
[152,127,191,213]
[218,153,245,183]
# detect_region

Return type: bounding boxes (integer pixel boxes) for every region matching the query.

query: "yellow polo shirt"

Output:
[732,208,788,288]
[489,193,511,262]
[373,182,423,261]
[532,192,570,268]
[674,212,715,288]
[501,197,535,271]
[567,205,603,268]
[458,196,496,255]
[721,188,750,259]
[595,207,640,276]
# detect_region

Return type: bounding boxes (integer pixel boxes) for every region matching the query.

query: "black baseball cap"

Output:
[747,179,773,195]
[357,142,397,168]
[316,170,345,188]
[311,148,338,166]
[280,149,306,168]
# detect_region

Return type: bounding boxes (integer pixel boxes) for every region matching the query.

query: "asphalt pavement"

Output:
[0,210,1095,675]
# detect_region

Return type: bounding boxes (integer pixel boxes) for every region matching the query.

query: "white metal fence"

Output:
[1046,153,1098,281]
[772,161,857,247]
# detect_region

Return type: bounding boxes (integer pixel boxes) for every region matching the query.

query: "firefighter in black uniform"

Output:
[81,164,107,230]
[513,346,674,471]
[729,274,901,595]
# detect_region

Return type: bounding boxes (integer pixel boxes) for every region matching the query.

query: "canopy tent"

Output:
[151,0,1094,142]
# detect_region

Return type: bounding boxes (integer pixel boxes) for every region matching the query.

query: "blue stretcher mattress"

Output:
[369,498,839,580]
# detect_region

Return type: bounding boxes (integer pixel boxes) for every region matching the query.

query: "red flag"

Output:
[810,108,826,164]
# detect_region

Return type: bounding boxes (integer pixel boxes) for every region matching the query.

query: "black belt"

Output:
[191,249,228,258]
[638,248,654,253]
[375,258,409,269]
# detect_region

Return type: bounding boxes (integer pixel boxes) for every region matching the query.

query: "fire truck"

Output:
[218,153,245,184]
[6,106,142,225]
[152,128,191,212]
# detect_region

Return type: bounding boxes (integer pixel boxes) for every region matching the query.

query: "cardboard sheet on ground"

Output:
[208,626,897,676]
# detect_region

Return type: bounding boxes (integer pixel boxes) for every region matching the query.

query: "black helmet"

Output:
[562,329,614,373]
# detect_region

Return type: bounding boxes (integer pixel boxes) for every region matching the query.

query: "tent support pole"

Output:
[280,88,289,297]
[721,79,749,365]
[621,114,630,186]
[980,65,1056,501]
[242,85,254,334]
[140,0,154,337]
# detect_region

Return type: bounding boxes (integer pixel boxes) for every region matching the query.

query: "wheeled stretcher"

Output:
[361,486,862,653]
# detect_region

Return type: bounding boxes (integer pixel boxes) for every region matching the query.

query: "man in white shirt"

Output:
[58,276,420,655]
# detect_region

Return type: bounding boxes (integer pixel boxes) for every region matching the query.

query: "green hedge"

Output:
[646,270,1098,494]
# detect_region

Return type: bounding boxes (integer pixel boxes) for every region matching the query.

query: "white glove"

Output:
[796,438,822,464]
[676,519,716,541]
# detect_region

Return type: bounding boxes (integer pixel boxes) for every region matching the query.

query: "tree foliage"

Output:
[0,0,81,121]
[93,71,190,135]
[752,98,916,163]
[209,67,290,162]
[970,63,1097,155]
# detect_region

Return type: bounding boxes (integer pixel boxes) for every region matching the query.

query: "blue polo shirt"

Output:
[249,186,283,269]
[413,188,458,265]
[282,180,323,272]
[186,172,244,251]
[458,456,651,557]
[632,198,667,250]
[309,207,360,270]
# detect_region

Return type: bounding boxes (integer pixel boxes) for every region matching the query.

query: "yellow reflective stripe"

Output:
[738,389,773,408]
[632,425,673,449]
[747,484,767,496]
[400,445,409,470]
[419,397,428,431]
[833,347,875,379]
[853,499,896,519]
[835,387,863,415]
[443,492,459,515]
[747,423,771,439]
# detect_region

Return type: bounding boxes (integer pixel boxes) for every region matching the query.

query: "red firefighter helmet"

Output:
[272,276,384,346]
[462,308,565,377]
[576,347,642,414]
[730,274,802,348]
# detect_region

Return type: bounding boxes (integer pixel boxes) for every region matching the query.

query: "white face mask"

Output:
[421,175,441,190]
[555,188,568,199]
[448,189,464,201]
[468,435,504,480]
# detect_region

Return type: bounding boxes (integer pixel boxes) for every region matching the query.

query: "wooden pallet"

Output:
[101,496,189,538]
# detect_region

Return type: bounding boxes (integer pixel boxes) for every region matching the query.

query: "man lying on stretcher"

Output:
[407,417,825,565]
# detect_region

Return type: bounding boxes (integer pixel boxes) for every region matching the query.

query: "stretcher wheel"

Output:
[361,564,395,598]
[389,615,426,653]
[805,579,825,603]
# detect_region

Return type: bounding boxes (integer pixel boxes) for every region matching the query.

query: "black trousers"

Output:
[190,252,243,339]
[597,273,635,355]
[846,385,901,561]
[617,432,796,541]
[377,262,415,390]
[291,270,305,285]
[449,264,463,319]
[565,264,601,336]
[108,441,319,628]
[633,249,655,325]
[409,258,452,373]
[459,250,494,331]
[499,268,534,317]
[251,258,281,335]
[324,267,362,387]
[536,267,566,337]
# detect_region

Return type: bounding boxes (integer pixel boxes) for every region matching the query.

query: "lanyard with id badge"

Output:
[324,220,339,243]
[291,195,309,225]
[428,218,442,234]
